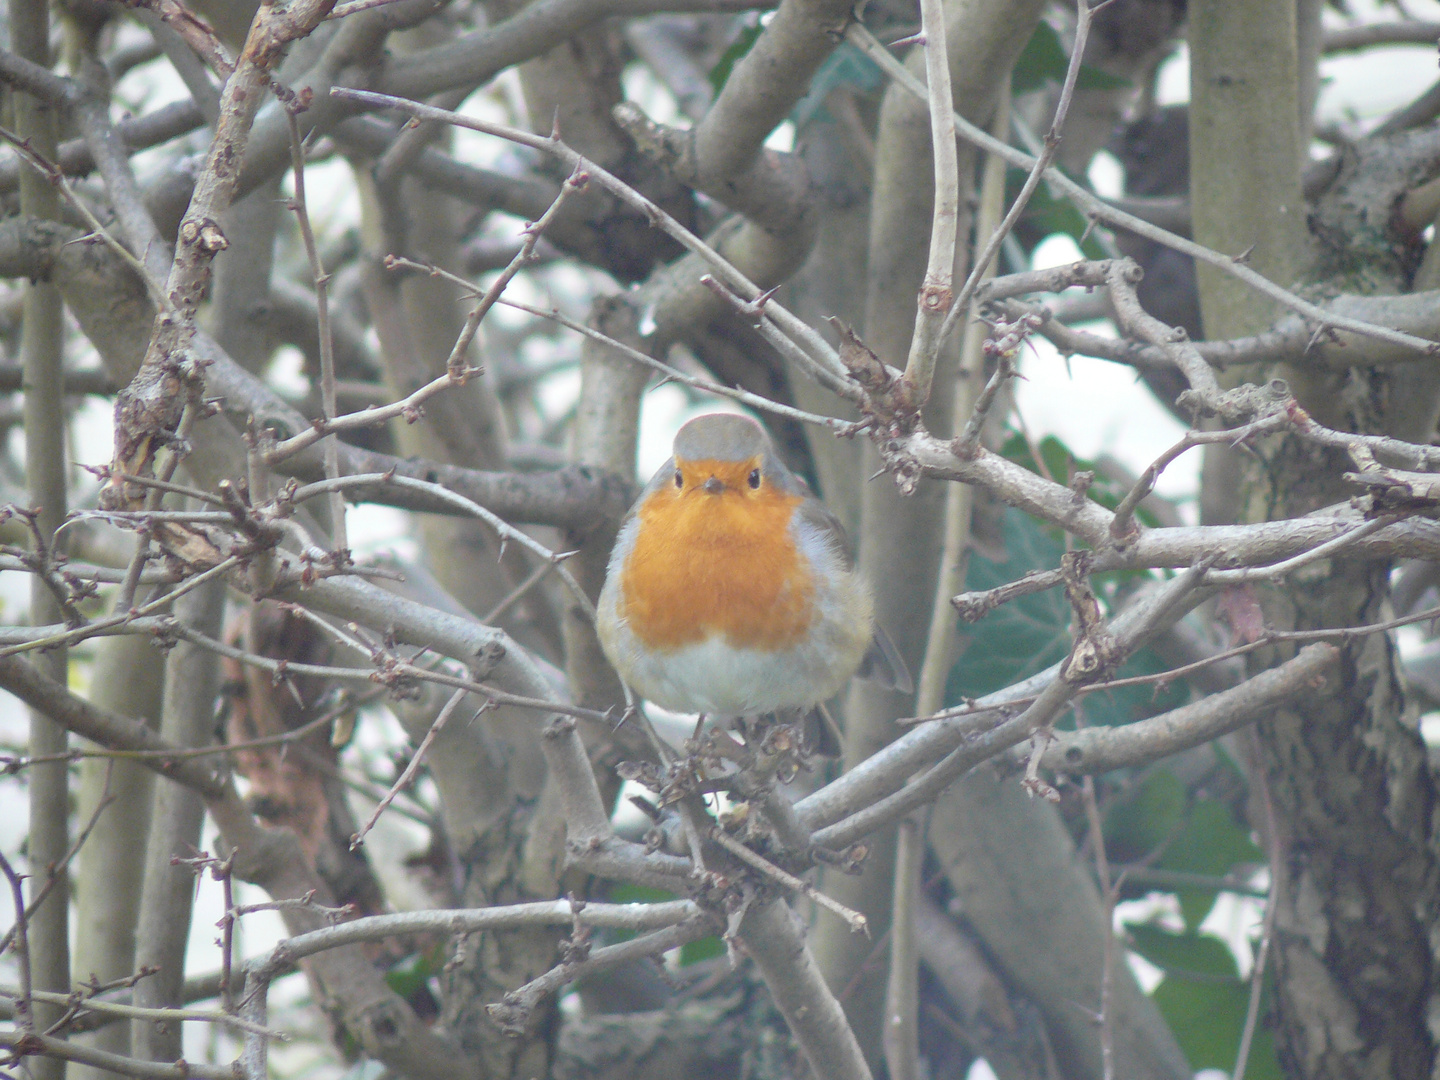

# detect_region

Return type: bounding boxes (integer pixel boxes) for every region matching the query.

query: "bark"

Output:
[131,582,227,1063]
[1189,5,1440,1077]
[70,633,165,1078]
[13,2,71,1071]
[930,773,1191,1080]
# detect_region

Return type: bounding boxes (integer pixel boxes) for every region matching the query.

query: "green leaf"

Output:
[384,949,441,999]
[680,935,725,965]
[947,508,1069,701]
[1104,769,1186,865]
[1103,756,1261,929]
[1076,66,1133,92]
[608,882,679,904]
[1012,22,1070,94]
[1127,924,1239,979]
[708,21,764,96]
[1156,798,1264,929]
[946,506,1188,723]
[1129,926,1281,1080]
[999,432,1165,524]
[1012,22,1132,95]
[1006,173,1112,260]
[789,41,884,129]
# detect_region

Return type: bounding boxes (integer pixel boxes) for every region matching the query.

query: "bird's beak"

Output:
[703,476,724,494]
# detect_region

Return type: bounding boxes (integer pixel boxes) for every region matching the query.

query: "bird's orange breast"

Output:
[619,472,814,653]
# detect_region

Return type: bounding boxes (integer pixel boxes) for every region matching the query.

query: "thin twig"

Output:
[351,687,468,848]
[2,987,285,1040]
[286,108,348,556]
[481,558,556,625]
[289,470,597,623]
[486,914,721,1033]
[494,293,851,430]
[0,768,115,958]
[164,619,615,725]
[0,124,170,308]
[708,827,868,934]
[1234,730,1281,1080]
[328,0,411,15]
[0,853,34,1032]
[328,87,861,393]
[847,23,1440,361]
[0,555,240,660]
[1109,414,1290,541]
[936,0,1100,350]
[0,1029,240,1080]
[1080,772,1117,1080]
[1204,514,1403,584]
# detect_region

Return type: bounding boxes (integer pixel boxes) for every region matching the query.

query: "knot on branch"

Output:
[1059,552,1122,684]
[1178,377,1291,427]
[826,317,917,435]
[918,281,953,316]
[612,101,693,182]
[179,216,228,255]
[952,590,1003,623]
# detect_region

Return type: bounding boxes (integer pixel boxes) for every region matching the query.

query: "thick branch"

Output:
[1038,644,1338,773]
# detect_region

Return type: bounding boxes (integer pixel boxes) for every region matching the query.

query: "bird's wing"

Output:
[792,494,914,695]
[858,624,914,694]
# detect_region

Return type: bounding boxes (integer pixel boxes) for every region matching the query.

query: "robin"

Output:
[597,413,911,744]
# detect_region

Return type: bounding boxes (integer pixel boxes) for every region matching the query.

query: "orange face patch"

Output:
[619,458,814,653]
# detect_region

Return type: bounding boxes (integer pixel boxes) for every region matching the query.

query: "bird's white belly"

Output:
[613,633,841,715]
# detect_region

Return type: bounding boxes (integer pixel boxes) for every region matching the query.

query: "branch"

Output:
[254,899,701,976]
[0,100,203,193]
[795,566,1208,836]
[105,0,341,515]
[192,330,633,531]
[0,1029,238,1080]
[0,653,227,797]
[1036,644,1338,774]
[1323,21,1440,52]
[847,24,1440,361]
[892,0,961,413]
[934,0,1100,352]
[486,913,722,1034]
[739,897,873,1080]
[330,87,856,394]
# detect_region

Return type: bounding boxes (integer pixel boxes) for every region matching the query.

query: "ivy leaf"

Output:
[946,507,1188,723]
[1104,769,1186,865]
[680,935,726,965]
[708,20,764,96]
[789,41,884,129]
[1128,924,1280,1080]
[1156,798,1264,929]
[1006,173,1112,259]
[1012,21,1132,95]
[384,947,442,999]
[1127,923,1239,979]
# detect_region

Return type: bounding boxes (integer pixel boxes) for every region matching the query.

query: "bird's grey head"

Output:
[672,413,771,464]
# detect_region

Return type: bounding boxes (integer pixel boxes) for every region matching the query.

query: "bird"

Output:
[596,412,911,748]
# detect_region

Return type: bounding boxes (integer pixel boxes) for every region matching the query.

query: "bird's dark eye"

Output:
[673,469,683,489]
[747,468,761,489]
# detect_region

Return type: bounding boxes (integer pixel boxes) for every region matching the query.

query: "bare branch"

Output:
[848,24,1440,361]
[896,0,960,410]
[739,897,873,1080]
